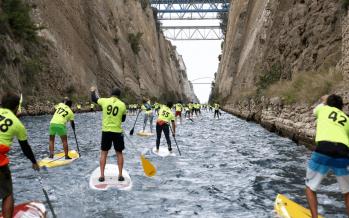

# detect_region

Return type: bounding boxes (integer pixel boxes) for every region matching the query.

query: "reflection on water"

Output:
[7,111,347,217]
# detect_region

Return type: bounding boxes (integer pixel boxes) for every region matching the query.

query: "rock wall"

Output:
[213,0,349,146]
[175,51,199,103]
[0,0,196,114]
[343,7,349,80]
[214,0,343,102]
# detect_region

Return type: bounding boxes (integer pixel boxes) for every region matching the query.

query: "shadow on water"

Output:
[6,111,347,217]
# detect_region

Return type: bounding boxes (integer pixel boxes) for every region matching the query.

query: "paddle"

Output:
[169,125,181,156]
[36,172,57,218]
[124,134,156,177]
[72,129,81,157]
[129,109,141,135]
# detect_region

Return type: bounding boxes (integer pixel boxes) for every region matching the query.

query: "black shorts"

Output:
[101,132,125,152]
[0,165,12,199]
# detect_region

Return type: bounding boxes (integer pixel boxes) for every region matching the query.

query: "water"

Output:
[8,111,347,217]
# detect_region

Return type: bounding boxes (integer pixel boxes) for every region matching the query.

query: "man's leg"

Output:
[344,193,349,215]
[149,114,154,133]
[336,175,349,215]
[60,135,70,159]
[116,151,124,178]
[114,133,125,181]
[49,135,55,158]
[143,114,148,132]
[2,194,13,218]
[163,125,172,151]
[99,150,108,181]
[99,132,113,182]
[156,124,162,150]
[306,186,318,218]
[1,166,13,218]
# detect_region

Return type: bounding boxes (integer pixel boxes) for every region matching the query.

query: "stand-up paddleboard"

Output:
[274,194,324,218]
[137,131,155,137]
[0,201,46,218]
[89,164,132,191]
[152,146,176,157]
[38,150,79,168]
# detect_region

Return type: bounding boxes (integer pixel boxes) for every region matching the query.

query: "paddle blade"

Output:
[130,128,134,135]
[18,93,23,114]
[140,155,156,177]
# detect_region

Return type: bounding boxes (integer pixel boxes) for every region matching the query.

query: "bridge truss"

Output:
[150,0,230,40]
[161,25,222,40]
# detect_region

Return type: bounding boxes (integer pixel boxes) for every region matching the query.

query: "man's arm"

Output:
[313,95,328,115]
[90,86,100,104]
[18,140,39,170]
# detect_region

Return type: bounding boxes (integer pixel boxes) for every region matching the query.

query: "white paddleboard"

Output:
[89,164,132,191]
[152,146,176,157]
[0,201,46,218]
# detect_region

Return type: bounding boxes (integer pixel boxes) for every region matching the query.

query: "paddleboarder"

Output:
[155,102,176,153]
[141,99,153,133]
[214,103,220,119]
[175,101,183,124]
[0,93,39,218]
[91,86,127,182]
[305,94,349,217]
[48,97,75,159]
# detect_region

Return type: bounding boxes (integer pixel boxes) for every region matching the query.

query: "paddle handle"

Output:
[37,172,57,218]
[169,125,181,156]
[130,109,141,135]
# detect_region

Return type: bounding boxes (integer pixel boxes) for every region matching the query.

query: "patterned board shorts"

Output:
[305,152,349,194]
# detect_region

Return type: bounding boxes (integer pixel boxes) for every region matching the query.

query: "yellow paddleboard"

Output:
[38,150,79,168]
[137,131,155,137]
[274,194,324,218]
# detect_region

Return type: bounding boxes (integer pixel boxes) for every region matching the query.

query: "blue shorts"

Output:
[306,152,349,193]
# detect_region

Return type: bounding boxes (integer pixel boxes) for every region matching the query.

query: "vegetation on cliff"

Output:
[128,32,143,55]
[343,0,349,11]
[0,0,38,41]
[265,68,343,104]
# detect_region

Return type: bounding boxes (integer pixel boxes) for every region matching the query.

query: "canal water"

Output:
[8,111,347,217]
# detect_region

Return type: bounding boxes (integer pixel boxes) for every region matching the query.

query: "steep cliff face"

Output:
[214,0,343,102]
[213,0,349,146]
[0,0,196,112]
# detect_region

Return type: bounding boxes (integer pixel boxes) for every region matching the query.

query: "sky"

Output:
[172,40,222,103]
[162,20,223,103]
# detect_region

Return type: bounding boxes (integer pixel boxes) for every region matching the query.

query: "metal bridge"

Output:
[161,25,222,40]
[150,0,230,40]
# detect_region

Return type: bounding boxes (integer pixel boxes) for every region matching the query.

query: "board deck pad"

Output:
[152,146,176,157]
[137,131,155,137]
[89,164,132,191]
[0,201,46,218]
[274,194,324,218]
[38,150,79,168]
